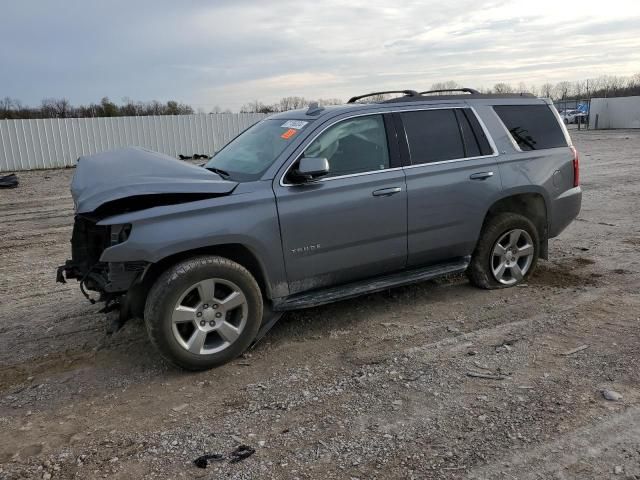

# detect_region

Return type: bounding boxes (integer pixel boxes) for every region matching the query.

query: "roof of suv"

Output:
[269,88,546,121]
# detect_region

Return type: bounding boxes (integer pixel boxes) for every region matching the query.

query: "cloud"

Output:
[1,0,639,110]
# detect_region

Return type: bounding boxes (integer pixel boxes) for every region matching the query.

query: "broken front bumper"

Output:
[56,215,147,300]
[56,260,147,294]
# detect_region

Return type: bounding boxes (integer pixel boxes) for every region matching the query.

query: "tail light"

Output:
[570,146,580,187]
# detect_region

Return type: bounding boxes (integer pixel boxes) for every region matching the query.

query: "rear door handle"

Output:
[372,187,402,197]
[469,171,494,180]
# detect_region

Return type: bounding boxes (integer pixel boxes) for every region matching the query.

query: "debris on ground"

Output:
[561,344,589,356]
[229,445,256,463]
[0,173,19,188]
[494,338,519,353]
[178,154,210,160]
[193,453,224,469]
[602,389,623,401]
[466,371,507,380]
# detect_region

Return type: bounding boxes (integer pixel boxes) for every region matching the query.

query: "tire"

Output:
[144,256,263,370]
[467,213,539,289]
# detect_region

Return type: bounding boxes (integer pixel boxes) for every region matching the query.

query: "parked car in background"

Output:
[560,109,588,124]
[58,88,582,370]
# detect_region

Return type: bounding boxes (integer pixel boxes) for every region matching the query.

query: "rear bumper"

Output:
[549,186,582,238]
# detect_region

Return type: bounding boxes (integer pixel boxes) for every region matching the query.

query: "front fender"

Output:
[98,185,288,297]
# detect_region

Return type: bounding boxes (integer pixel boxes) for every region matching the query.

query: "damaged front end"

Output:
[57,216,148,325]
[57,146,238,331]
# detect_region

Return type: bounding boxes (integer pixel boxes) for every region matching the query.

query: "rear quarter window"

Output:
[494,104,567,151]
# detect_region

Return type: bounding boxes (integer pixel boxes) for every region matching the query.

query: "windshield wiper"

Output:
[206,167,231,178]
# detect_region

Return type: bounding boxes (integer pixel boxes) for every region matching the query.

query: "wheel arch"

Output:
[128,243,277,319]
[482,191,549,259]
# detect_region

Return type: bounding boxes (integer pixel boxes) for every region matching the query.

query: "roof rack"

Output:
[419,88,480,95]
[347,90,419,104]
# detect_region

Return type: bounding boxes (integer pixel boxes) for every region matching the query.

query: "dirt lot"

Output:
[1,128,639,480]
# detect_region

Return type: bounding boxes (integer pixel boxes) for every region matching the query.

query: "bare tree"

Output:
[540,83,555,98]
[41,98,72,118]
[554,81,572,100]
[277,96,308,111]
[493,82,514,94]
[428,80,460,92]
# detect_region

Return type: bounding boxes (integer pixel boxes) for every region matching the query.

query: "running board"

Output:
[273,257,470,311]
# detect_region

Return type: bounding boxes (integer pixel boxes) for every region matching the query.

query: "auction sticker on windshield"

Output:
[281,128,298,139]
[281,120,308,130]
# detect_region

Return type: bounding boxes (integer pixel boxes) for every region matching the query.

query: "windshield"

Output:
[204,118,310,181]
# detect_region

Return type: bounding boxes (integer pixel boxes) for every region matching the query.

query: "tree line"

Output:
[429,73,640,101]
[2,73,639,119]
[239,96,344,114]
[0,96,195,120]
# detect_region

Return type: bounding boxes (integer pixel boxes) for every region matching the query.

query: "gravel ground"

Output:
[1,128,639,480]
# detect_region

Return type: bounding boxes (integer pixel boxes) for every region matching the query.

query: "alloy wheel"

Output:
[491,228,535,285]
[171,278,248,355]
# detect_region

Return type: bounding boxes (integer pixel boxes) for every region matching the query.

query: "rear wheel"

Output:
[468,213,539,289]
[144,256,263,370]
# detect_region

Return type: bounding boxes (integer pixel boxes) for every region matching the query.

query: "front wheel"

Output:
[144,256,263,370]
[467,213,539,289]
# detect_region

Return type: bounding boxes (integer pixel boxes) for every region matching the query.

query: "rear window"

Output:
[494,105,567,151]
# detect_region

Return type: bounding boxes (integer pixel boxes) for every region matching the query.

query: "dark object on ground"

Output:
[179,154,211,160]
[193,453,224,468]
[0,173,18,188]
[229,445,256,463]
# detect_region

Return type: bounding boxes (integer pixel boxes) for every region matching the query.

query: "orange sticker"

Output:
[281,128,297,139]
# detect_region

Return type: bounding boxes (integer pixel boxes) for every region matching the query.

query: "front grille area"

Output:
[70,215,111,277]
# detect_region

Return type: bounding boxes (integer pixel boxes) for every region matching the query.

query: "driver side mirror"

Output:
[291,157,330,183]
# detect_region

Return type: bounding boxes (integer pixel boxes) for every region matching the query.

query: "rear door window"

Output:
[493,105,567,151]
[401,109,464,164]
[400,108,492,165]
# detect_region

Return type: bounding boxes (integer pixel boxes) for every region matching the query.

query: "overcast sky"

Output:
[2,0,639,111]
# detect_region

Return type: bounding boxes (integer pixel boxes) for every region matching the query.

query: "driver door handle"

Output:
[372,187,402,197]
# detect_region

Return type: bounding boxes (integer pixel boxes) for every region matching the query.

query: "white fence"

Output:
[589,96,640,129]
[0,113,266,172]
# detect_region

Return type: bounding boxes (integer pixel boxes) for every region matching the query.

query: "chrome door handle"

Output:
[469,171,494,180]
[372,187,402,197]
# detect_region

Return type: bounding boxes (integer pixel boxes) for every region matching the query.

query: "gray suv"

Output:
[57,88,582,370]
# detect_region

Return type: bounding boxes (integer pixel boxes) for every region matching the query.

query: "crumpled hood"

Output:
[71,147,238,213]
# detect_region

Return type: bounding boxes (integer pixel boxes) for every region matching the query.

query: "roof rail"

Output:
[347,90,419,104]
[419,88,480,95]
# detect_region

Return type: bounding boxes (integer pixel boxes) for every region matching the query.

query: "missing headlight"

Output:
[110,224,132,245]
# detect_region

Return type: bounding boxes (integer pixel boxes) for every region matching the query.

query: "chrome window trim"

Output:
[279,105,498,187]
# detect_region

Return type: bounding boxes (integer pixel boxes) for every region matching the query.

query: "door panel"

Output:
[397,107,502,266]
[275,171,407,294]
[405,158,501,266]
